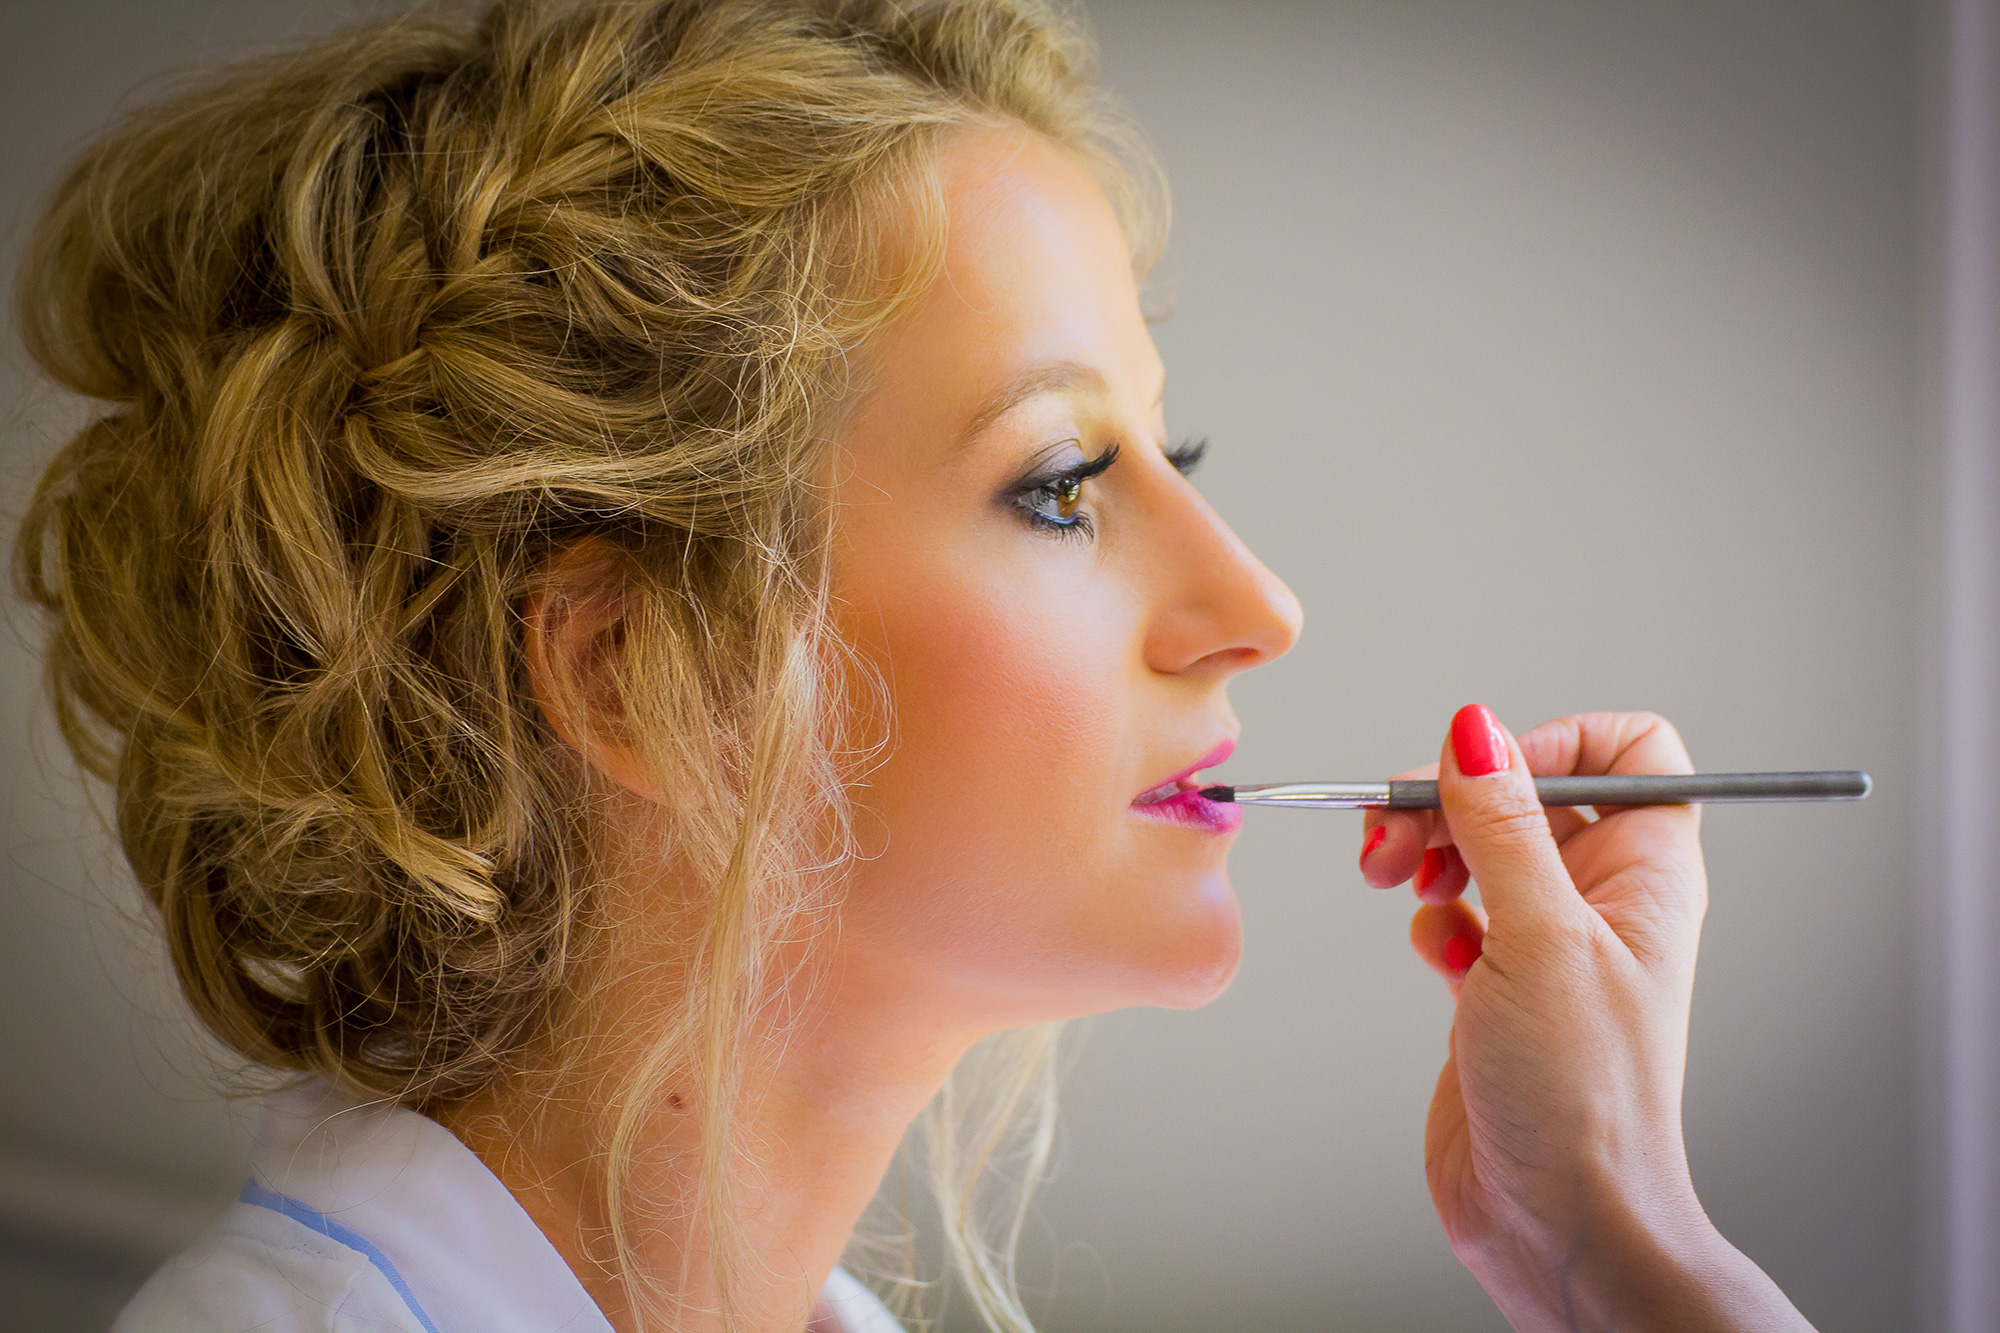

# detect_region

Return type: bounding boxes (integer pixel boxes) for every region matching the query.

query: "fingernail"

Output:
[1360,825,1387,867]
[1442,934,1483,974]
[1414,847,1444,893]
[1450,703,1511,777]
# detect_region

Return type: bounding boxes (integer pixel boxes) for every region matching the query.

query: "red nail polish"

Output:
[1450,703,1511,777]
[1414,847,1444,892]
[1361,826,1387,865]
[1442,935,1482,973]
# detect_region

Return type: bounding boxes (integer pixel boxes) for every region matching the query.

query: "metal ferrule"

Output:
[1225,782,1394,809]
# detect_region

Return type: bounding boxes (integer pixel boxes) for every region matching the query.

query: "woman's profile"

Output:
[12,1,1825,1329]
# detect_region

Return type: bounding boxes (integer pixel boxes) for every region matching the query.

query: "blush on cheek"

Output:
[882,556,1127,815]
[842,566,1115,898]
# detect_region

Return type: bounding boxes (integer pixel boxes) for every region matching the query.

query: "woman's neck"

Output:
[442,944,984,1333]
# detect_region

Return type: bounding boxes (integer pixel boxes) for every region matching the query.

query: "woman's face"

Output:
[828,126,1302,1031]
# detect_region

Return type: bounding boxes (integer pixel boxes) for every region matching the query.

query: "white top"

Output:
[114,1079,902,1333]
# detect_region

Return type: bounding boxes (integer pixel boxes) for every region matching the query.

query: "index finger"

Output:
[1516,711,1701,828]
[1517,711,1695,781]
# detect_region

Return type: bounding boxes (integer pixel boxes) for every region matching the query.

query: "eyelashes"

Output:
[1007,436,1209,542]
[1163,436,1208,475]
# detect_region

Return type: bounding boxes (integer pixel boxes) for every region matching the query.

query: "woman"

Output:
[14,0,1819,1329]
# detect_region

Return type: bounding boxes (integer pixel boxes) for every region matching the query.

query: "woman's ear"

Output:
[522,538,667,804]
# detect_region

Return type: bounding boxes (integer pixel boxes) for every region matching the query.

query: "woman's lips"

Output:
[1129,738,1242,833]
[1132,738,1236,802]
[1130,786,1243,833]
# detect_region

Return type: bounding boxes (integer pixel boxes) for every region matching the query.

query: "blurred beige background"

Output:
[0,2,1926,1330]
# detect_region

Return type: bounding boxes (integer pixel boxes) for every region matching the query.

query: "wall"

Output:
[1022,3,1919,1329]
[0,3,1921,1330]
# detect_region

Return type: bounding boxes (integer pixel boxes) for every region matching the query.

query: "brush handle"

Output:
[1392,770,1870,809]
[1219,771,1871,809]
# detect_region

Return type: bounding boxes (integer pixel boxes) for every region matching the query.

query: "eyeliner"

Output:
[1198,771,1872,810]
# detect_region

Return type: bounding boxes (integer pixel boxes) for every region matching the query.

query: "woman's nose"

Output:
[1140,473,1303,679]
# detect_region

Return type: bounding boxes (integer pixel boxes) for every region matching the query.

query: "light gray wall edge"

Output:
[1924,0,2000,1328]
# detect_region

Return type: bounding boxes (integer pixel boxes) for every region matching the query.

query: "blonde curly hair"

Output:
[13,0,1163,1326]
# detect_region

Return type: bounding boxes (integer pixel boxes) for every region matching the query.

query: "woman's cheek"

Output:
[889,562,1128,848]
[874,564,1133,890]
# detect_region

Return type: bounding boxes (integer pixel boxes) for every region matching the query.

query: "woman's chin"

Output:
[1135,872,1244,1010]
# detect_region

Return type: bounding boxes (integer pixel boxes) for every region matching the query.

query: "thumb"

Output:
[1439,704,1580,931]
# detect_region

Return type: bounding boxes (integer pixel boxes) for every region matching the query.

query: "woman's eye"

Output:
[1017,473,1092,537]
[1008,442,1121,541]
[1053,476,1083,519]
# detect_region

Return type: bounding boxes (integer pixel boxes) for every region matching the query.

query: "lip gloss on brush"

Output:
[1198,771,1871,809]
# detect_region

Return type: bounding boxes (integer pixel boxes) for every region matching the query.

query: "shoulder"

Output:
[113,1199,432,1333]
[814,1267,906,1333]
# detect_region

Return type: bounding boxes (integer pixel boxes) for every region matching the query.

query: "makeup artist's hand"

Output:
[1358,708,1817,1333]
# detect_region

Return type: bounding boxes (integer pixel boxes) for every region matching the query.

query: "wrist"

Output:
[1564,1189,1731,1329]
[1462,1182,1809,1333]
[1456,1181,1690,1328]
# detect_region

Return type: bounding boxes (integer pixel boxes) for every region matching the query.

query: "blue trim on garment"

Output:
[238,1178,445,1333]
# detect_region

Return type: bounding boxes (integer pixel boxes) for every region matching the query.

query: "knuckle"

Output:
[1473,794,1551,845]
[1544,911,1606,960]
[1569,709,1693,776]
[1544,712,1587,749]
[1626,710,1681,746]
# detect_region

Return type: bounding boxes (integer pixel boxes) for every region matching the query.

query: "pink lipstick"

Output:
[1130,739,1243,834]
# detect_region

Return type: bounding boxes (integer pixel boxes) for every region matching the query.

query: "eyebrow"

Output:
[957,359,1166,450]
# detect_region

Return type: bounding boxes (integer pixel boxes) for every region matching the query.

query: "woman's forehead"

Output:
[845,127,1164,468]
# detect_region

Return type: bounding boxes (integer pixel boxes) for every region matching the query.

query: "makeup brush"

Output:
[1197,771,1871,810]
